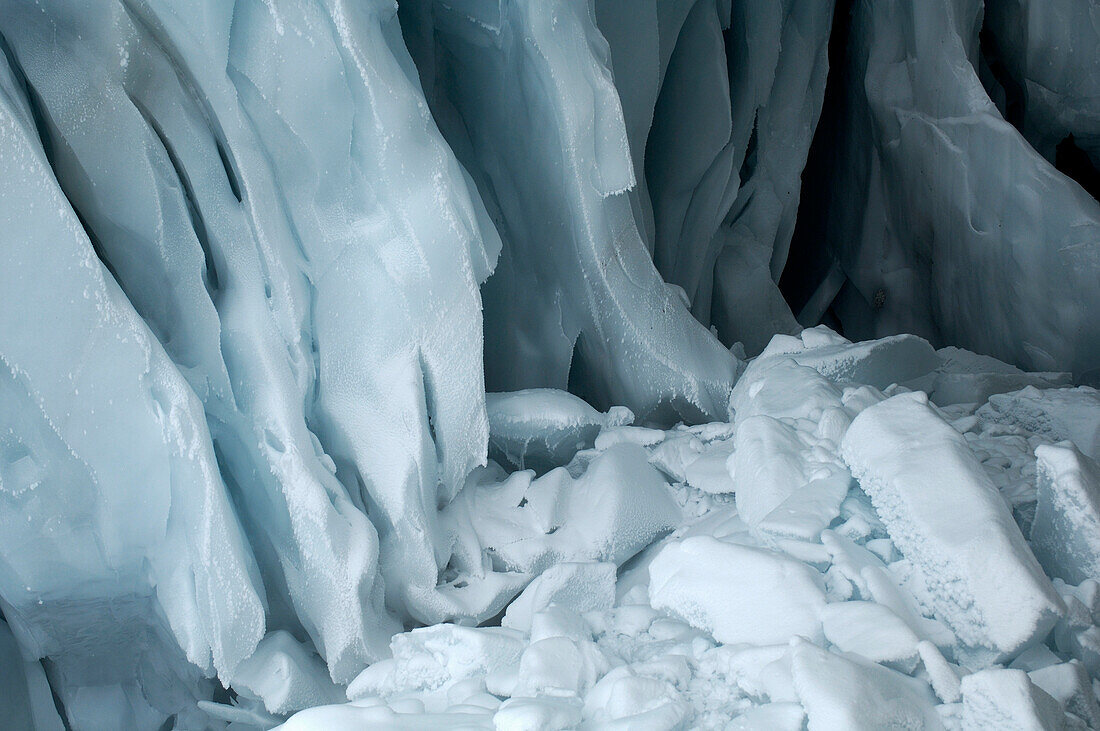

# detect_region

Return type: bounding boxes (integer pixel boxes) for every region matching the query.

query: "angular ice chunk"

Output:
[347,625,525,700]
[841,393,1064,661]
[729,415,850,541]
[502,562,616,633]
[449,444,679,575]
[960,668,1064,731]
[648,537,826,645]
[978,386,1100,460]
[1030,443,1100,584]
[231,631,344,716]
[910,347,1071,407]
[790,640,941,731]
[820,601,920,668]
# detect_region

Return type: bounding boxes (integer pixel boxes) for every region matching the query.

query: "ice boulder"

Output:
[487,390,633,473]
[978,386,1100,461]
[729,415,851,541]
[231,631,344,716]
[841,393,1064,661]
[346,625,526,701]
[790,640,941,730]
[908,347,1071,407]
[448,443,680,576]
[790,333,940,390]
[502,562,616,633]
[959,668,1065,730]
[1030,443,1100,584]
[648,537,827,646]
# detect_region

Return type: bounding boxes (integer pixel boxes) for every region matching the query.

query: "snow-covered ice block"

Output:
[909,347,1071,407]
[582,667,687,728]
[1030,443,1100,584]
[493,696,582,730]
[791,333,940,390]
[730,357,844,425]
[513,636,608,698]
[1028,661,1100,729]
[502,562,615,633]
[648,537,826,645]
[231,631,344,716]
[730,415,850,540]
[453,443,679,575]
[486,390,632,473]
[978,386,1100,460]
[280,703,495,730]
[346,625,525,700]
[821,601,920,668]
[790,639,941,730]
[842,393,1064,661]
[960,668,1064,731]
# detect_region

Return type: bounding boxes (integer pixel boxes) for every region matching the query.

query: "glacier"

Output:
[0,0,1098,728]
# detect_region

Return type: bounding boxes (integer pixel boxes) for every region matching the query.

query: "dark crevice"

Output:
[1056,134,1100,202]
[42,659,74,731]
[780,0,855,322]
[216,138,243,203]
[0,31,123,288]
[737,112,758,186]
[977,26,1026,131]
[127,94,222,295]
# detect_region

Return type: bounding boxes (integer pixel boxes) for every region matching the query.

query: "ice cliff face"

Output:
[0,0,1098,728]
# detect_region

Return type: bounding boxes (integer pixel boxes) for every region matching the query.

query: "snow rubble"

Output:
[275,328,1100,730]
[1,0,1099,728]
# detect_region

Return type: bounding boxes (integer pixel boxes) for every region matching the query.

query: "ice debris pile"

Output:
[274,329,1100,730]
[0,0,1098,728]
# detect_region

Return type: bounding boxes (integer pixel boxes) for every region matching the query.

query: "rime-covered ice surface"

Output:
[281,329,1100,730]
[1,0,1099,728]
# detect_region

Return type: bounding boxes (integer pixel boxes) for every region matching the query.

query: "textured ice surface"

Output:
[806,0,1100,377]
[1,0,1099,728]
[841,393,1064,661]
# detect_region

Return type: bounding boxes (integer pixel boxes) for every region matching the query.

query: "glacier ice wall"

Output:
[0,0,1098,727]
[792,0,1100,377]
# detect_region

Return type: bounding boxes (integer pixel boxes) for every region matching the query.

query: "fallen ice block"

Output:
[346,625,526,700]
[449,443,680,575]
[790,334,940,390]
[648,537,826,646]
[502,562,616,633]
[960,668,1065,730]
[908,347,1072,407]
[231,631,344,716]
[486,390,632,473]
[841,393,1064,661]
[978,386,1100,460]
[790,639,941,730]
[1030,443,1100,585]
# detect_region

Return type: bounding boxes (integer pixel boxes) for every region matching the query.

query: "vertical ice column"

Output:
[403,0,738,423]
[0,53,265,727]
[227,0,522,626]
